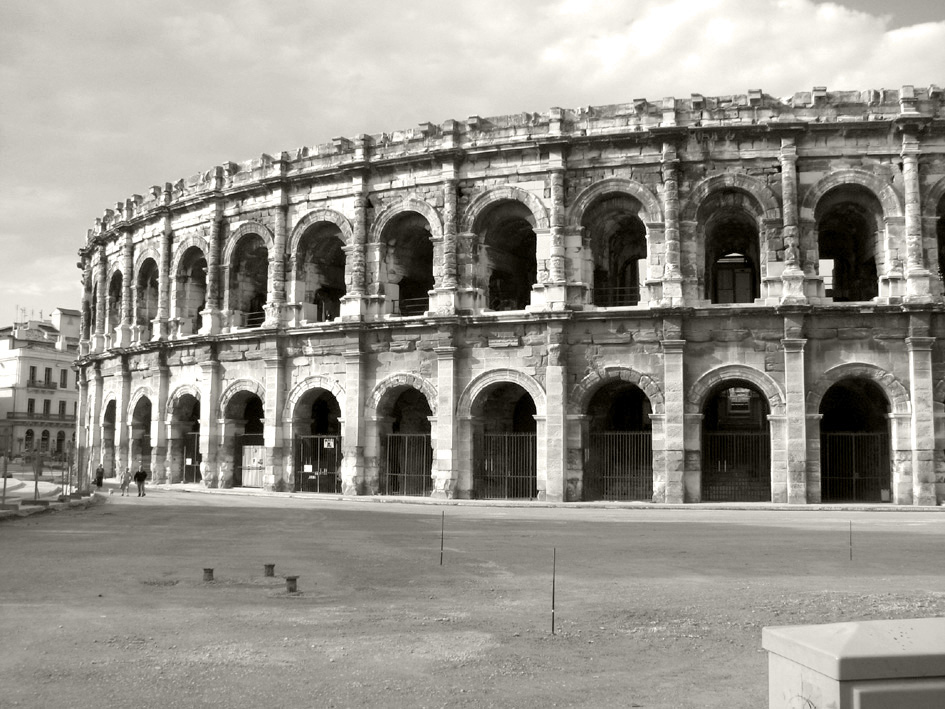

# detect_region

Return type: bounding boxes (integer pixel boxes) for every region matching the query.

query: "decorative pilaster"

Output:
[75,366,92,493]
[661,337,686,502]
[262,351,286,491]
[154,202,172,340]
[779,136,807,304]
[150,359,169,483]
[542,321,568,501]
[660,142,684,305]
[781,336,808,503]
[901,131,933,302]
[114,232,134,347]
[432,334,457,498]
[539,155,568,309]
[431,166,459,314]
[341,339,366,494]
[265,186,288,326]
[198,357,222,487]
[907,335,937,505]
[199,202,224,335]
[341,174,367,320]
[92,244,107,352]
[86,363,104,491]
[115,360,131,477]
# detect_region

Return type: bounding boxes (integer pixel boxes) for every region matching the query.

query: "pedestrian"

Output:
[119,468,132,496]
[133,465,148,497]
[94,464,104,489]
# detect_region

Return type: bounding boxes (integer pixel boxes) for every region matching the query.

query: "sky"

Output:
[1,0,943,325]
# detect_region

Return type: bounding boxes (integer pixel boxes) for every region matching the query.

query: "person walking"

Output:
[119,468,132,496]
[133,465,148,497]
[94,464,105,489]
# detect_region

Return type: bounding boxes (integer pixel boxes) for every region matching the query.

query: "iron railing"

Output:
[821,432,890,502]
[584,432,653,501]
[592,287,642,308]
[701,431,771,501]
[295,435,342,493]
[384,433,432,495]
[474,432,537,500]
[393,297,429,317]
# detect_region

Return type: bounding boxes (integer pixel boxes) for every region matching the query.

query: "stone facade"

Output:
[76,86,945,505]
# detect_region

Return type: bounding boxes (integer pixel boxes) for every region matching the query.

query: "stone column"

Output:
[907,336,937,505]
[92,244,107,352]
[75,366,93,492]
[150,359,169,483]
[660,142,684,306]
[153,210,172,340]
[79,260,93,356]
[780,136,807,304]
[200,203,224,335]
[265,188,288,326]
[781,337,808,504]
[540,162,568,309]
[431,170,459,314]
[114,233,134,347]
[198,358,222,487]
[262,352,286,491]
[341,175,367,320]
[341,339,366,494]
[114,361,130,477]
[432,335,457,498]
[542,323,568,501]
[661,338,686,502]
[902,131,933,302]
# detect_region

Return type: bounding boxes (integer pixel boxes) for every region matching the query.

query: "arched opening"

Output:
[82,294,93,341]
[107,271,123,341]
[130,397,152,473]
[476,201,537,311]
[819,379,891,502]
[378,387,433,495]
[229,235,269,328]
[704,204,759,304]
[472,383,537,499]
[175,246,207,335]
[381,212,434,316]
[583,194,648,307]
[102,400,116,476]
[24,428,34,455]
[40,430,50,453]
[170,394,201,484]
[701,383,771,501]
[225,392,265,487]
[583,382,653,501]
[136,258,159,342]
[56,430,66,455]
[816,186,882,302]
[293,389,342,492]
[295,223,346,322]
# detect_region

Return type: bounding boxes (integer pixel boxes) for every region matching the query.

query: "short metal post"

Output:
[285,575,298,593]
[203,568,214,582]
[264,563,275,577]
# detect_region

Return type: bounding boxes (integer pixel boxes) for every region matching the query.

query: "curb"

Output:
[0,493,105,522]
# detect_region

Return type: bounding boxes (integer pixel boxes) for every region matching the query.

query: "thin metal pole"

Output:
[849,521,853,562]
[551,547,556,635]
[439,510,445,566]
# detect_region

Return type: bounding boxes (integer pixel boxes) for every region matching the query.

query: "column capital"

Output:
[662,339,686,353]
[781,338,807,353]
[906,336,935,352]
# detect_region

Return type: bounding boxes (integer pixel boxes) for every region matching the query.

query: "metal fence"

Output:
[384,433,432,496]
[393,297,429,317]
[592,287,642,308]
[295,435,342,493]
[821,432,890,502]
[701,431,771,501]
[183,431,201,483]
[474,432,537,500]
[584,432,653,501]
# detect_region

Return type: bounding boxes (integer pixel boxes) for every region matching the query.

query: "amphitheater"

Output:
[75,86,945,505]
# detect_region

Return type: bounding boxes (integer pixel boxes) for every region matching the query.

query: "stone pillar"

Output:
[149,360,169,483]
[263,353,286,491]
[198,359,222,487]
[902,132,933,302]
[890,411,913,504]
[114,362,130,478]
[539,161,568,310]
[341,175,367,320]
[431,171,459,314]
[806,414,823,503]
[92,244,107,352]
[661,338,686,503]
[79,260,93,356]
[907,336,937,505]
[542,322,568,501]
[779,136,807,304]
[781,337,808,504]
[153,210,172,341]
[432,337,457,497]
[341,340,366,494]
[114,232,134,347]
[200,203,224,335]
[265,188,288,327]
[660,142,684,305]
[76,366,92,492]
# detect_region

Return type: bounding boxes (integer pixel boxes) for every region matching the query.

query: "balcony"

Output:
[6,412,76,422]
[26,379,58,390]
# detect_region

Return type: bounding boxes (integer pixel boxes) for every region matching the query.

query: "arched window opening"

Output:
[583,194,647,307]
[229,235,268,328]
[40,430,50,452]
[136,259,159,342]
[107,272,123,340]
[130,397,152,472]
[382,213,433,317]
[472,383,537,499]
[170,394,201,484]
[584,382,653,501]
[24,429,34,453]
[56,431,66,455]
[175,247,207,336]
[476,201,537,311]
[296,224,346,322]
[102,400,117,476]
[705,207,759,304]
[816,188,882,302]
[701,383,770,501]
[820,379,890,502]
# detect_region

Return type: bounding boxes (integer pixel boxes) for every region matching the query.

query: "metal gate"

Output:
[474,433,537,500]
[584,432,653,501]
[183,431,201,483]
[384,433,432,496]
[821,432,890,502]
[295,435,341,493]
[702,431,770,501]
[236,434,264,488]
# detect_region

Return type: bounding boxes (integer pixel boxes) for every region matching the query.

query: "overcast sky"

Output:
[1,0,943,325]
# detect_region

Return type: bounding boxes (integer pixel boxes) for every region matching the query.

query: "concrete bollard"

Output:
[203,568,214,582]
[264,563,275,577]
[285,575,298,593]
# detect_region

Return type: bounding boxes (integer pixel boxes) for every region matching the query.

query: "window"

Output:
[27,398,35,414]
[44,367,52,384]
[60,370,68,388]
[43,400,51,415]
[24,429,34,450]
[28,365,36,382]
[58,401,66,417]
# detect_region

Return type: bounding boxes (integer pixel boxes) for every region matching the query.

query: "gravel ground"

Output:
[1,490,943,708]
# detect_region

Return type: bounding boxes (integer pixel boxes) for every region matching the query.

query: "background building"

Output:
[75,86,945,505]
[0,308,80,459]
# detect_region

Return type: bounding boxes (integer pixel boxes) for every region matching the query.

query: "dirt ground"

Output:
[1,489,944,709]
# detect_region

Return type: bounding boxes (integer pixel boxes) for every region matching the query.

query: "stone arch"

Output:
[284,376,346,420]
[457,368,547,420]
[366,373,437,417]
[371,196,444,243]
[222,221,275,268]
[923,175,945,219]
[165,384,201,423]
[219,379,266,417]
[569,366,665,416]
[680,172,782,223]
[100,392,117,425]
[806,363,910,417]
[800,168,903,221]
[133,246,161,275]
[461,185,551,233]
[170,235,210,277]
[686,364,785,416]
[127,386,156,420]
[289,208,355,253]
[567,178,663,226]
